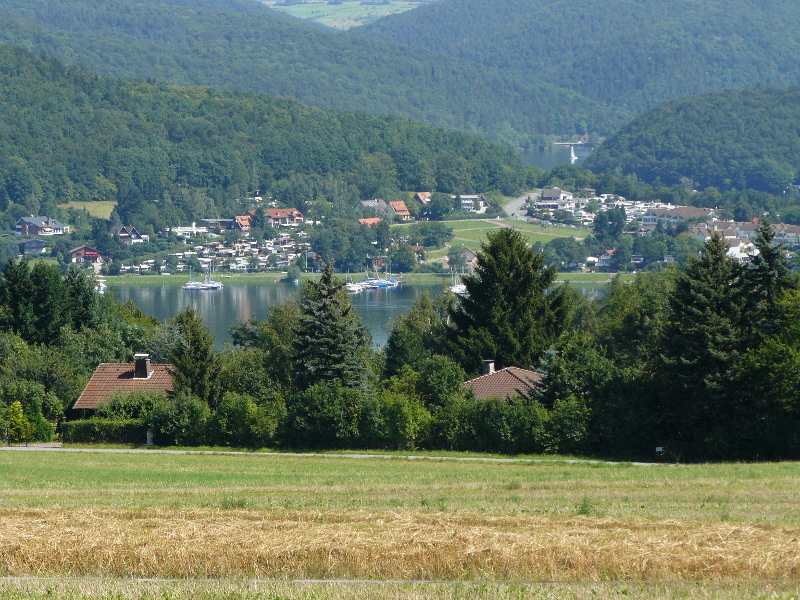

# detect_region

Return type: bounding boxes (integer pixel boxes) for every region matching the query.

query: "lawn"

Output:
[56,200,117,219]
[448,219,588,248]
[1,448,799,597]
[271,1,421,30]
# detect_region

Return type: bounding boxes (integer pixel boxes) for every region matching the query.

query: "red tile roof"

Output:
[462,367,541,400]
[358,217,383,227]
[73,363,174,410]
[414,192,432,204]
[265,208,303,220]
[390,201,411,217]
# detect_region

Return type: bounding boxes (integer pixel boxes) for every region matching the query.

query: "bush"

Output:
[283,382,370,449]
[95,390,167,420]
[458,396,548,454]
[149,393,211,446]
[61,418,148,444]
[213,392,280,448]
[380,390,431,450]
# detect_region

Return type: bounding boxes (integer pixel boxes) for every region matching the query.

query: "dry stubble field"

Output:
[1,449,800,599]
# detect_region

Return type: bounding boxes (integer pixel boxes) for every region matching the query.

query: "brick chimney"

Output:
[134,354,151,379]
[482,360,495,375]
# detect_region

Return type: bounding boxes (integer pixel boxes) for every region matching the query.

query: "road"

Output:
[504,191,537,218]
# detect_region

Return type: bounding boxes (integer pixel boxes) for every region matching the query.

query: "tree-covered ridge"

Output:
[0,46,534,232]
[0,0,625,144]
[585,87,800,194]
[355,0,800,117]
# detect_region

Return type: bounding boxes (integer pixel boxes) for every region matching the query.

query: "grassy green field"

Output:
[271,1,421,30]
[56,200,117,219]
[1,450,799,523]
[2,449,799,597]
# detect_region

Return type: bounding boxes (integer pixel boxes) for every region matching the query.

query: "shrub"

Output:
[213,392,280,448]
[61,418,148,444]
[283,382,370,449]
[95,390,167,420]
[149,393,211,446]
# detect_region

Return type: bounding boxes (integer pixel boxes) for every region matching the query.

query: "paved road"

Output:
[504,191,537,218]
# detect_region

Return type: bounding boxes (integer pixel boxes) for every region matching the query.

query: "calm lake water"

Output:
[112,279,607,349]
[112,280,448,349]
[521,145,593,171]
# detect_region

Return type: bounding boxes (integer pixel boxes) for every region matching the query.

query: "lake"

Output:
[112,280,448,349]
[521,145,593,171]
[112,279,607,349]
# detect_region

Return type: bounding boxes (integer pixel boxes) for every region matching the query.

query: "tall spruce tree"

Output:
[446,227,570,374]
[291,263,370,390]
[658,233,746,459]
[741,218,797,341]
[169,308,222,408]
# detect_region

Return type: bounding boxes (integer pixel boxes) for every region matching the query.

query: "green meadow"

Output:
[271,1,421,30]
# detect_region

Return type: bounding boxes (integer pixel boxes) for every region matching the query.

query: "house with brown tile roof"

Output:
[265,208,304,228]
[235,214,251,231]
[462,361,541,400]
[358,217,383,227]
[414,192,432,205]
[73,355,174,410]
[390,201,412,220]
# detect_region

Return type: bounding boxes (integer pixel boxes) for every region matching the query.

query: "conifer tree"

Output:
[446,227,567,374]
[291,263,370,390]
[741,218,797,341]
[169,308,222,408]
[658,233,746,459]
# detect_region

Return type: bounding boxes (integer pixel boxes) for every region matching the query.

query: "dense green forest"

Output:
[0,0,623,145]
[585,87,800,195]
[356,0,800,117]
[0,46,535,234]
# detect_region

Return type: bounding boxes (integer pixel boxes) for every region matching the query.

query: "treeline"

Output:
[356,0,800,117]
[0,46,535,235]
[0,0,622,145]
[586,87,800,195]
[6,222,800,461]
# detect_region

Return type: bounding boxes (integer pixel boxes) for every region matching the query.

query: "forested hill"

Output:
[0,46,534,232]
[584,87,800,194]
[354,0,800,116]
[0,0,625,145]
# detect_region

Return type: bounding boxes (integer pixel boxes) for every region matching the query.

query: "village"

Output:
[9,188,800,276]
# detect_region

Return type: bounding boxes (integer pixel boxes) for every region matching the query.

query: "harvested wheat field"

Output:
[0,579,799,600]
[2,507,800,581]
[2,449,800,598]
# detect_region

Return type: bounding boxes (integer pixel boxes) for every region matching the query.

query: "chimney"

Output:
[134,354,151,379]
[482,360,495,375]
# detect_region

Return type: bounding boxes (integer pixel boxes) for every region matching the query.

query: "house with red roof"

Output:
[414,192,432,205]
[462,361,542,400]
[390,201,412,220]
[265,208,304,228]
[72,355,174,411]
[69,245,103,265]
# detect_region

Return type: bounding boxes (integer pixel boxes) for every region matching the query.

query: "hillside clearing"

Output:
[271,1,422,30]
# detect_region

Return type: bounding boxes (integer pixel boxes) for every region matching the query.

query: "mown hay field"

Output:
[56,201,117,220]
[1,450,800,599]
[272,1,420,30]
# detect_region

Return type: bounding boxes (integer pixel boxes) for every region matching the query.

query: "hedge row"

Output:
[61,418,149,445]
